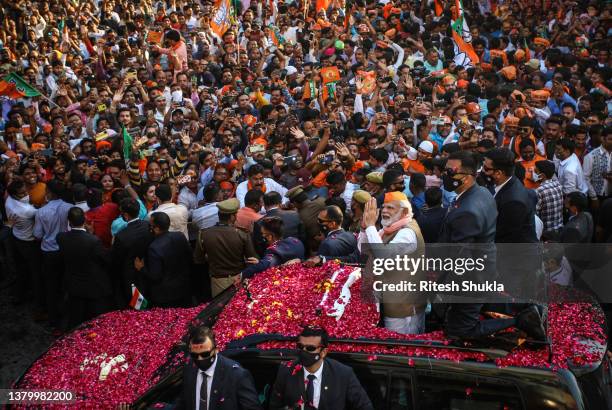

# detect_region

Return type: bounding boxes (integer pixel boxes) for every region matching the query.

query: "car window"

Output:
[389,373,414,410]
[351,366,389,410]
[416,371,523,410]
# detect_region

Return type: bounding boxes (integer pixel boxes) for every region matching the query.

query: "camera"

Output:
[410,66,427,82]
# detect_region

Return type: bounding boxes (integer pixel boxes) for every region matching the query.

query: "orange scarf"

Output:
[248,180,266,193]
[380,217,412,238]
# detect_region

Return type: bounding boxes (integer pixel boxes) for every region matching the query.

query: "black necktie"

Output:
[200,371,208,410]
[306,374,316,409]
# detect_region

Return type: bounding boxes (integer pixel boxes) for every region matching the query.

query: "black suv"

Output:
[132,289,612,410]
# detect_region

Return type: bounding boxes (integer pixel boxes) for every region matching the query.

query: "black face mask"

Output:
[442,174,463,192]
[192,353,216,372]
[298,349,321,367]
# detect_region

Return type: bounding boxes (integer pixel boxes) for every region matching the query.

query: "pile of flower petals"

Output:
[17,305,205,407]
[215,261,606,369]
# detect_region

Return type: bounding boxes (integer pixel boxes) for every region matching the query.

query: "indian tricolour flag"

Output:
[451,0,479,65]
[129,284,148,310]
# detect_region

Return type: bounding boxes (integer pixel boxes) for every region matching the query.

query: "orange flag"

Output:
[357,71,376,94]
[211,0,232,37]
[316,0,330,12]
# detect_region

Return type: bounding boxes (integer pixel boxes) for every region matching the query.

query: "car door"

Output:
[414,370,524,410]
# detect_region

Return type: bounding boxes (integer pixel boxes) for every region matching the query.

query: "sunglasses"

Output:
[317,218,331,224]
[482,165,498,172]
[190,350,214,360]
[296,343,321,352]
[519,127,531,133]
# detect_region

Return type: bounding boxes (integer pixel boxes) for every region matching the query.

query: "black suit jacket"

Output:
[269,358,373,410]
[318,229,359,263]
[439,184,497,244]
[493,176,538,243]
[415,206,446,243]
[57,229,112,298]
[561,212,593,244]
[111,220,154,303]
[176,355,262,410]
[253,208,305,256]
[142,231,192,306]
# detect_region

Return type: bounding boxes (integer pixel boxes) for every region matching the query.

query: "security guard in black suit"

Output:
[305,205,359,266]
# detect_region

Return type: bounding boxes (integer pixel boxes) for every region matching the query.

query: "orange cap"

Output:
[531,89,551,101]
[503,115,519,126]
[31,143,46,152]
[514,49,526,63]
[457,79,469,89]
[500,66,516,81]
[384,191,409,203]
[466,102,481,114]
[534,37,550,48]
[96,140,112,151]
[252,137,268,147]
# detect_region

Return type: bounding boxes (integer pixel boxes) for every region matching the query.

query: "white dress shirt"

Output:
[303,361,324,408]
[357,225,417,253]
[195,357,218,410]
[5,196,37,241]
[192,203,219,230]
[557,153,588,195]
[235,178,288,208]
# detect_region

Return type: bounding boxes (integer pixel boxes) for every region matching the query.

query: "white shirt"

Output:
[192,203,219,230]
[194,357,218,410]
[493,176,512,197]
[557,153,588,195]
[235,178,288,208]
[75,201,90,213]
[357,225,417,253]
[178,186,199,212]
[149,202,189,239]
[5,196,37,241]
[303,361,324,408]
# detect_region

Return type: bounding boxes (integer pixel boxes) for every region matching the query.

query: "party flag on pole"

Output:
[211,0,232,37]
[0,73,41,98]
[451,0,479,65]
[122,126,133,161]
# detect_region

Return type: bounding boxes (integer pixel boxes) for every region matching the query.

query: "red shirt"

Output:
[86,203,120,248]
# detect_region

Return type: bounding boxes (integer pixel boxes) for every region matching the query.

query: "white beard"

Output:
[381,211,402,228]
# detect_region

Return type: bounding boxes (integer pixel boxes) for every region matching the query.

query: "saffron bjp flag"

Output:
[450,0,479,65]
[0,81,24,99]
[0,73,40,98]
[356,70,376,95]
[211,0,232,37]
[129,284,148,310]
[316,0,330,12]
[434,0,443,16]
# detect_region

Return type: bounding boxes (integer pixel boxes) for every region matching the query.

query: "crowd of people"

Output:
[0,0,610,345]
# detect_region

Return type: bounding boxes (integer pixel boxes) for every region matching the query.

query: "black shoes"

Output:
[516,305,547,342]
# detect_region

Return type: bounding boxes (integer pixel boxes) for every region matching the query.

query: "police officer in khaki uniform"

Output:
[194,198,258,297]
[285,186,326,256]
